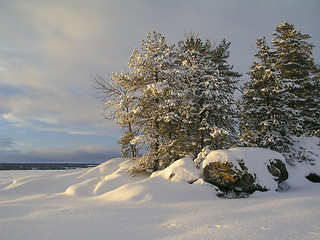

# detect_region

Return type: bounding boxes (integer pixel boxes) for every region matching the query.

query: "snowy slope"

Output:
[0,152,320,240]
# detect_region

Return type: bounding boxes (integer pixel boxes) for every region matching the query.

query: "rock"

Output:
[203,160,267,195]
[305,173,320,183]
[267,159,289,183]
[203,161,238,188]
[201,148,290,197]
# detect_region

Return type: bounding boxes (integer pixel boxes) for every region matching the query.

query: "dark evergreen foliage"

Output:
[272,22,320,136]
[240,37,293,153]
[240,22,320,162]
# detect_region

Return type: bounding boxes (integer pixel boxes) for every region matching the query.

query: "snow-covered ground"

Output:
[1,152,320,240]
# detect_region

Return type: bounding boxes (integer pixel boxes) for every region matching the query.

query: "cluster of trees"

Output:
[240,23,320,162]
[95,22,319,172]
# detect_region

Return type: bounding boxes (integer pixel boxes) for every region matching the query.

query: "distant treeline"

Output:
[0,163,98,171]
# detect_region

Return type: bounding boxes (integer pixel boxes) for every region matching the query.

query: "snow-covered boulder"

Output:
[201,148,289,196]
[151,156,201,183]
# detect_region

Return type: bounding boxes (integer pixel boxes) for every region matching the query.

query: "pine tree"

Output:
[209,39,242,148]
[240,23,320,163]
[127,30,180,172]
[176,36,241,154]
[272,22,320,136]
[240,37,293,153]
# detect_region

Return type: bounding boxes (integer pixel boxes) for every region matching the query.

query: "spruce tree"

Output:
[240,37,293,153]
[272,22,320,136]
[240,22,320,163]
[176,36,241,155]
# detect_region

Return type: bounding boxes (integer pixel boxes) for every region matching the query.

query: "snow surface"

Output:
[1,152,320,240]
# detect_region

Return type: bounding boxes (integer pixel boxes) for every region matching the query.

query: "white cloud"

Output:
[2,113,27,127]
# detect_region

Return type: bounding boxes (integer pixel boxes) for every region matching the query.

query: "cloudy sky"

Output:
[1,0,319,163]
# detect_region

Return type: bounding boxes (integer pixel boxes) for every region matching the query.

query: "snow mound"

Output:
[78,158,133,180]
[95,156,213,203]
[2,170,85,198]
[291,136,320,163]
[64,158,145,197]
[202,147,286,191]
[63,156,211,202]
[150,156,201,183]
[287,158,320,188]
[98,175,214,203]
[286,136,320,186]
[64,177,101,196]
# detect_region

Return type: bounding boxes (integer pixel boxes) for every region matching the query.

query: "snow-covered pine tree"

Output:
[175,36,208,155]
[176,36,240,155]
[272,22,320,136]
[127,30,180,172]
[209,39,242,148]
[239,37,293,154]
